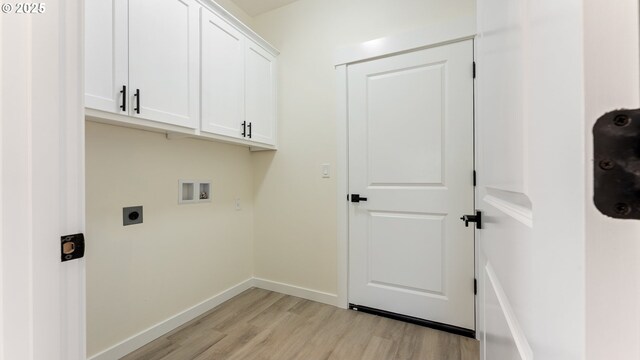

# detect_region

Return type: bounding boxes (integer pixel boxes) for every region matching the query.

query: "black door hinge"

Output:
[473,170,477,186]
[474,278,477,295]
[593,108,640,219]
[473,62,476,79]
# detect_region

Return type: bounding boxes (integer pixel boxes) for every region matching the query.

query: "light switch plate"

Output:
[321,163,331,178]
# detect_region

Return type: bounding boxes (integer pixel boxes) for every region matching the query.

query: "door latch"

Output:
[594,108,640,219]
[460,211,482,229]
[61,233,85,262]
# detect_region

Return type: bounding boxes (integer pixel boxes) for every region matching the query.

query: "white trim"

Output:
[485,263,533,360]
[88,278,254,360]
[85,109,277,151]
[336,64,349,309]
[252,278,339,307]
[483,195,533,228]
[333,15,476,66]
[198,0,279,57]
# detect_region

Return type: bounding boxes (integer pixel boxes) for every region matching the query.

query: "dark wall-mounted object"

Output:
[123,206,143,226]
[593,108,640,219]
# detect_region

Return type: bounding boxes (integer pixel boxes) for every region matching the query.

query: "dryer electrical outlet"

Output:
[123,206,143,226]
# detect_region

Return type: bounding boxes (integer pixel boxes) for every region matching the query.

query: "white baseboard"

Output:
[252,277,339,307]
[88,277,338,360]
[88,278,254,360]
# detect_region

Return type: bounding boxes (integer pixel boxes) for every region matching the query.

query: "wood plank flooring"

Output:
[122,288,479,360]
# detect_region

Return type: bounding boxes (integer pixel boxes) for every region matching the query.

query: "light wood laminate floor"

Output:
[122,288,479,360]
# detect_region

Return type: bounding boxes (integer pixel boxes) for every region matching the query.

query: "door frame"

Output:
[333,17,477,326]
[1,0,86,359]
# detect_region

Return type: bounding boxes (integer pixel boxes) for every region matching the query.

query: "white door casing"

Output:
[200,8,245,138]
[128,0,200,128]
[1,0,85,359]
[347,40,475,330]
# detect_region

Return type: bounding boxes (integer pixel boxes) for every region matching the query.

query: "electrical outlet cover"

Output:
[123,206,143,226]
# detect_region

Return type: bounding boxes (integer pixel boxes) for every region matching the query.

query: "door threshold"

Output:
[348,303,475,339]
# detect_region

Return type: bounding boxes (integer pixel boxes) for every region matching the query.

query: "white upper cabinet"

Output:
[245,40,277,145]
[200,8,245,138]
[129,0,200,129]
[85,0,279,149]
[85,0,128,114]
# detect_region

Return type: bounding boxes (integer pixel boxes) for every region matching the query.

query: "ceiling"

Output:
[229,0,300,16]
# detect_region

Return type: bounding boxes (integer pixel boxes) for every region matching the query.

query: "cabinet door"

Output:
[85,0,128,114]
[200,9,245,138]
[245,40,276,145]
[128,0,199,128]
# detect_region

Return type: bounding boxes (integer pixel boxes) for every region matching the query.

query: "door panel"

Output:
[129,0,199,128]
[348,40,475,330]
[200,8,245,138]
[85,0,127,114]
[369,212,445,294]
[245,40,276,145]
[368,63,444,185]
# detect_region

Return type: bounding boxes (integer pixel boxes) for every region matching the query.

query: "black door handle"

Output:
[241,121,246,137]
[133,89,140,114]
[350,194,368,203]
[248,122,252,139]
[120,85,127,112]
[460,211,482,229]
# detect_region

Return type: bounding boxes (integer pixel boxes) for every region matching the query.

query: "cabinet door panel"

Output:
[245,40,276,145]
[200,9,244,138]
[85,0,127,113]
[129,0,199,128]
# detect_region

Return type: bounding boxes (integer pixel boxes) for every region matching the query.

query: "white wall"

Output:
[250,0,475,297]
[85,123,254,357]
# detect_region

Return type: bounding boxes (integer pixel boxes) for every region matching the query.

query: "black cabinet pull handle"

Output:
[241,121,246,137]
[248,122,252,139]
[120,85,127,112]
[134,89,140,114]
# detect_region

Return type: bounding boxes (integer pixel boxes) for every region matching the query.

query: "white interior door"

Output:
[128,0,199,128]
[348,40,475,330]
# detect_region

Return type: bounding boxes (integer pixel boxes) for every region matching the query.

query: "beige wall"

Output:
[86,122,254,356]
[251,0,476,295]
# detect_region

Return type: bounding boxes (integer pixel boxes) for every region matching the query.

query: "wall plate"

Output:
[123,206,143,226]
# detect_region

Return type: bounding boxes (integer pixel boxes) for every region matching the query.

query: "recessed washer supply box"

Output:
[179,180,212,204]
